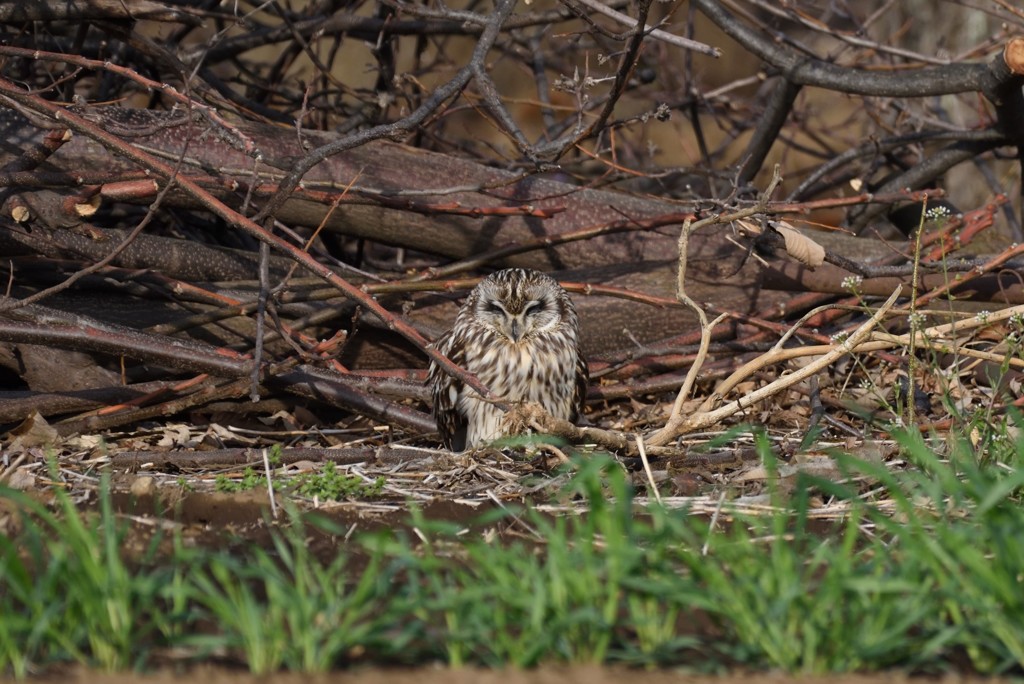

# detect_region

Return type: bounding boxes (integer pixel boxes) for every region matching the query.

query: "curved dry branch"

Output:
[695,0,1011,97]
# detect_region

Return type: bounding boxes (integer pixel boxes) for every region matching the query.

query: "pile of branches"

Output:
[0,0,1022,455]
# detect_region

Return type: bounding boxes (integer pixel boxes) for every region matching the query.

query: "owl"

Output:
[428,268,589,451]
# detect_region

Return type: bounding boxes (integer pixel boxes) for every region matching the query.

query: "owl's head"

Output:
[467,268,574,343]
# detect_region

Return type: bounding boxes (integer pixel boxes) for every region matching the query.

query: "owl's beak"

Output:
[508,319,523,342]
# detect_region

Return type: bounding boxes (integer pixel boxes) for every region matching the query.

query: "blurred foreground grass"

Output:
[1,422,1023,677]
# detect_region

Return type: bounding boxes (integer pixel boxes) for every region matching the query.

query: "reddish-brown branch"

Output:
[921,196,1004,262]
[767,189,942,214]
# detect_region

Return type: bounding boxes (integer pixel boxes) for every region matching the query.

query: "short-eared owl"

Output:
[428,268,588,451]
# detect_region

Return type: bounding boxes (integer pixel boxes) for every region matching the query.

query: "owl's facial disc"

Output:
[478,291,559,342]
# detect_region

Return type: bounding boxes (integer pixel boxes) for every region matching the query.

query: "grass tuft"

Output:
[0,473,174,673]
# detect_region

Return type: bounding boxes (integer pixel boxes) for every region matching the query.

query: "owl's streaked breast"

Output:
[428,268,588,451]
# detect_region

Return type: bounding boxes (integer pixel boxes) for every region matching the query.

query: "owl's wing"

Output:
[571,342,590,423]
[428,331,469,451]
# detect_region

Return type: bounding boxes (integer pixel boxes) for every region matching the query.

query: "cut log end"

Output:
[1005,37,1024,75]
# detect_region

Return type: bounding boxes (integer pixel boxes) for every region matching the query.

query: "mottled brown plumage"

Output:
[428,269,588,451]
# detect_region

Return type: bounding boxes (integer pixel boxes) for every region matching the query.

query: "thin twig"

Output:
[635,434,662,505]
[262,448,279,519]
[567,0,720,56]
